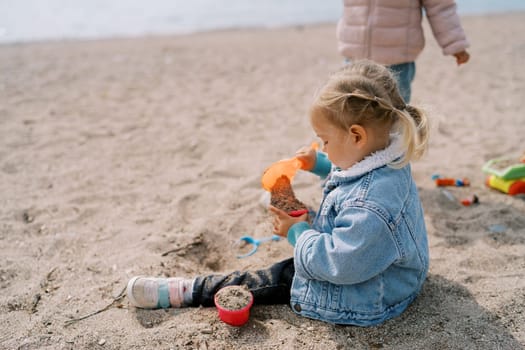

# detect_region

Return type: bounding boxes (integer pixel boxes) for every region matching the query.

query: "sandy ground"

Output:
[1,12,525,350]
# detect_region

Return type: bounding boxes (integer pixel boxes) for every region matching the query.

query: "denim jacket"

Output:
[287,137,429,326]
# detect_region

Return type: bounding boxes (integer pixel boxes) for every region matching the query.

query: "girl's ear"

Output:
[349,124,368,148]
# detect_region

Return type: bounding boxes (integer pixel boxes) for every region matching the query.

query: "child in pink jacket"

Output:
[337,0,470,102]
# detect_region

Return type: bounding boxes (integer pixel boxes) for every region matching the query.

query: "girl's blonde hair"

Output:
[312,59,429,168]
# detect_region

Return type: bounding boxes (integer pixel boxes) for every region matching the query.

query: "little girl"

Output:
[127,60,430,326]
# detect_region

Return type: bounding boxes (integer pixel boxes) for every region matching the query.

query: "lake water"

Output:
[1,0,524,44]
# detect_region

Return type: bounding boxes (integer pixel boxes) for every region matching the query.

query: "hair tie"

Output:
[348,93,402,112]
[372,96,395,111]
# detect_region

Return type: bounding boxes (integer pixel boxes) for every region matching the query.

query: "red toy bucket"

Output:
[214,286,254,327]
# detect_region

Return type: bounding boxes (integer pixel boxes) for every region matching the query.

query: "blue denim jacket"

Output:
[287,138,429,326]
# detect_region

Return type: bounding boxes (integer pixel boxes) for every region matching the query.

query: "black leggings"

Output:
[191,258,294,307]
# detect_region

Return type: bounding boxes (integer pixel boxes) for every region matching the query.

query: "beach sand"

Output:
[1,12,525,350]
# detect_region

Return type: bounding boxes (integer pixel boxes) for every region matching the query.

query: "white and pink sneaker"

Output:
[127,276,193,309]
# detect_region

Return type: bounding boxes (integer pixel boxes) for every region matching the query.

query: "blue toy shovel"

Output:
[236,235,281,259]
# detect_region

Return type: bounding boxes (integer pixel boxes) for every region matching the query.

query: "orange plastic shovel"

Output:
[261,142,319,191]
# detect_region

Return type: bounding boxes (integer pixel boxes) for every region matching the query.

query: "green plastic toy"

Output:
[483,155,525,195]
[482,156,525,180]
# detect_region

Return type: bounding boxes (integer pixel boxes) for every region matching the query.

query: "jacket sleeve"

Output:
[310,151,331,179]
[293,205,401,285]
[285,151,331,246]
[423,0,470,55]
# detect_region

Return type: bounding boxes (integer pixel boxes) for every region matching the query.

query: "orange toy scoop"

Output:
[261,157,302,191]
[261,142,318,191]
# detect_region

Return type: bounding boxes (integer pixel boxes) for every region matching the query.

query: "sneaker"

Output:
[127,276,188,309]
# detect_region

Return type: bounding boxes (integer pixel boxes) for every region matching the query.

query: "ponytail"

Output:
[389,104,429,168]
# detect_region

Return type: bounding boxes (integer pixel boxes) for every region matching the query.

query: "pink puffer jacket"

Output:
[337,0,470,65]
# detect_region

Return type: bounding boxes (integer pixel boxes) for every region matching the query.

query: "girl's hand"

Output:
[269,206,308,237]
[454,50,470,65]
[295,145,317,171]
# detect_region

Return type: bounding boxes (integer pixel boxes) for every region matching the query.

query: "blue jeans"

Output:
[191,258,294,307]
[388,62,416,103]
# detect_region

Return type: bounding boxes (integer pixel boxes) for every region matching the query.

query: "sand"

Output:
[215,286,252,311]
[269,175,308,214]
[1,12,525,350]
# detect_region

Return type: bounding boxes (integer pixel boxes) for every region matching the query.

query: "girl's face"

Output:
[310,110,364,170]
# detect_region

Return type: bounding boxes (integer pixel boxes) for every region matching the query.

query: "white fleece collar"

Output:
[331,133,404,181]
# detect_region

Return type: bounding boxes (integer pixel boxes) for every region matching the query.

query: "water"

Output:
[1,0,524,44]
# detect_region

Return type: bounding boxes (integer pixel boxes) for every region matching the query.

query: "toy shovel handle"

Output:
[236,236,259,258]
[236,235,281,259]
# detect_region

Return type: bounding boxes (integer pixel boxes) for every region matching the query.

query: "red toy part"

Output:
[435,178,470,187]
[214,286,254,327]
[508,180,525,195]
[460,195,479,206]
[288,209,308,217]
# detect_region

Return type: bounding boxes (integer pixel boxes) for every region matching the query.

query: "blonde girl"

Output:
[128,60,430,326]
